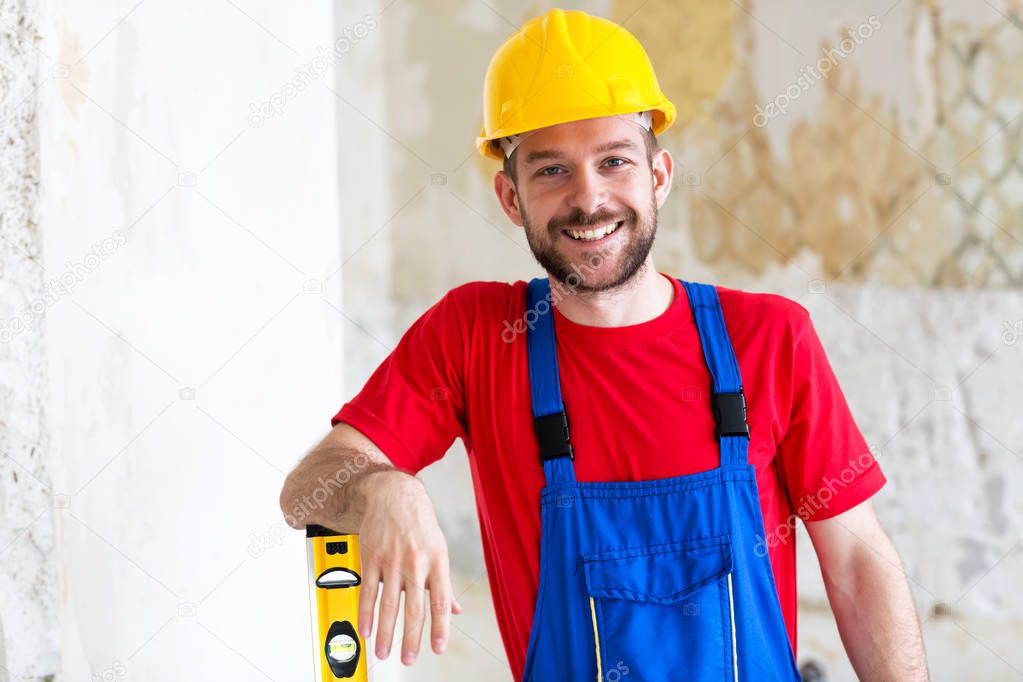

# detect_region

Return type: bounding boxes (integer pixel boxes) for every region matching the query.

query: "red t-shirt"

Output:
[332,272,886,678]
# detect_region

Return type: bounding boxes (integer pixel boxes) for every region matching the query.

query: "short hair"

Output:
[503,126,659,186]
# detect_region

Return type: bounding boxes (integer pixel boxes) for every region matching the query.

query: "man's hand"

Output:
[355,469,464,666]
[279,423,463,665]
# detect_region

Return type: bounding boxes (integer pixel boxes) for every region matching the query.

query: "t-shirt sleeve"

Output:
[330,288,469,475]
[776,306,887,522]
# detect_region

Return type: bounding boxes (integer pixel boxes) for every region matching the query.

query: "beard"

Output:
[522,192,658,293]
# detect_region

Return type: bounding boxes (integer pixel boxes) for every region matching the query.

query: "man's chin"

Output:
[550,263,632,292]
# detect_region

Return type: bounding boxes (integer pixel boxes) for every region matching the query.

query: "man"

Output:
[280,8,929,680]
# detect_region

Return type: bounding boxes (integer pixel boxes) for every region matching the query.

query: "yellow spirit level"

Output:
[306,525,368,681]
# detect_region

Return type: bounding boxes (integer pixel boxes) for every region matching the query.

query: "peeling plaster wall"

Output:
[0,0,59,679]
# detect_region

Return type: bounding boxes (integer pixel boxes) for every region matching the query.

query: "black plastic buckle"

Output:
[711,391,750,440]
[534,411,574,461]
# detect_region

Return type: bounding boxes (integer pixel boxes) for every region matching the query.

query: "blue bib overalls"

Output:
[520,277,802,681]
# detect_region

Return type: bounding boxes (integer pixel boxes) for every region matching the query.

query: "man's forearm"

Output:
[279,440,401,532]
[825,534,929,680]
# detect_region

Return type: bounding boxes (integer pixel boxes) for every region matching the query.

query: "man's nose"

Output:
[567,165,610,218]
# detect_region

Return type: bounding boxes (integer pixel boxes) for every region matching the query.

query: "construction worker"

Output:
[280,8,929,680]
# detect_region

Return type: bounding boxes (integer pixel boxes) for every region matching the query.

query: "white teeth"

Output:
[566,221,621,241]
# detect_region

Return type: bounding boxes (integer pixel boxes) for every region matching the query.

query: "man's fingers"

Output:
[452,595,463,614]
[357,564,380,640]
[375,568,402,659]
[402,580,427,665]
[427,562,455,654]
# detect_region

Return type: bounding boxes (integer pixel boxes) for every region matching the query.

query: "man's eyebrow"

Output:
[522,138,640,167]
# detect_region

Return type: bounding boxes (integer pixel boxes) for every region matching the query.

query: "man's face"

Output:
[496,116,671,293]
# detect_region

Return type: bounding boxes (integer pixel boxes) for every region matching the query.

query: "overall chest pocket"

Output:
[582,536,737,682]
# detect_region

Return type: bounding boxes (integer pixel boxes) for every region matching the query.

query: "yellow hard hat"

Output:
[476,8,677,161]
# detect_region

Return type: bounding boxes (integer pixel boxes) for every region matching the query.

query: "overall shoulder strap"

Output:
[525,278,575,484]
[680,280,750,467]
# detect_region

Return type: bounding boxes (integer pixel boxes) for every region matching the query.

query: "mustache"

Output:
[548,207,636,232]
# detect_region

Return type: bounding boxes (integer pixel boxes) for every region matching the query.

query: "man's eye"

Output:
[605,157,628,168]
[538,166,563,176]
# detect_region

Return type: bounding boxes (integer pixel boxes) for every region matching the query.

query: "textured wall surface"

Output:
[794,284,1023,679]
[0,0,59,678]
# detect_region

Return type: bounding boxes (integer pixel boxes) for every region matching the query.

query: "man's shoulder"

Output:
[712,284,812,336]
[445,278,522,296]
[432,279,530,323]
[442,279,528,306]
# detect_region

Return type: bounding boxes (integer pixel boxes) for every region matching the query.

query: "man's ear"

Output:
[651,147,673,210]
[494,170,524,227]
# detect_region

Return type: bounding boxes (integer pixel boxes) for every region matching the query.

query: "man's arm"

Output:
[805,499,929,680]
[279,421,404,532]
[279,423,461,665]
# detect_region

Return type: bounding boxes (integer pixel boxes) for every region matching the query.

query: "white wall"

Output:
[37,1,349,679]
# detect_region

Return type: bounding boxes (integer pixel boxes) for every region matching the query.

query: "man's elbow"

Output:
[278,423,399,530]
[807,499,902,581]
[279,468,308,529]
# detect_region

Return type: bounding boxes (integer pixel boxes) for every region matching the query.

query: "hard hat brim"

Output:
[476,101,677,162]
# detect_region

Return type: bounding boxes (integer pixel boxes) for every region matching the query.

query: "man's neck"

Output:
[552,261,675,328]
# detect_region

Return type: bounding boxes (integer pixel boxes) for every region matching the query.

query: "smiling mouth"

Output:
[563,220,623,242]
